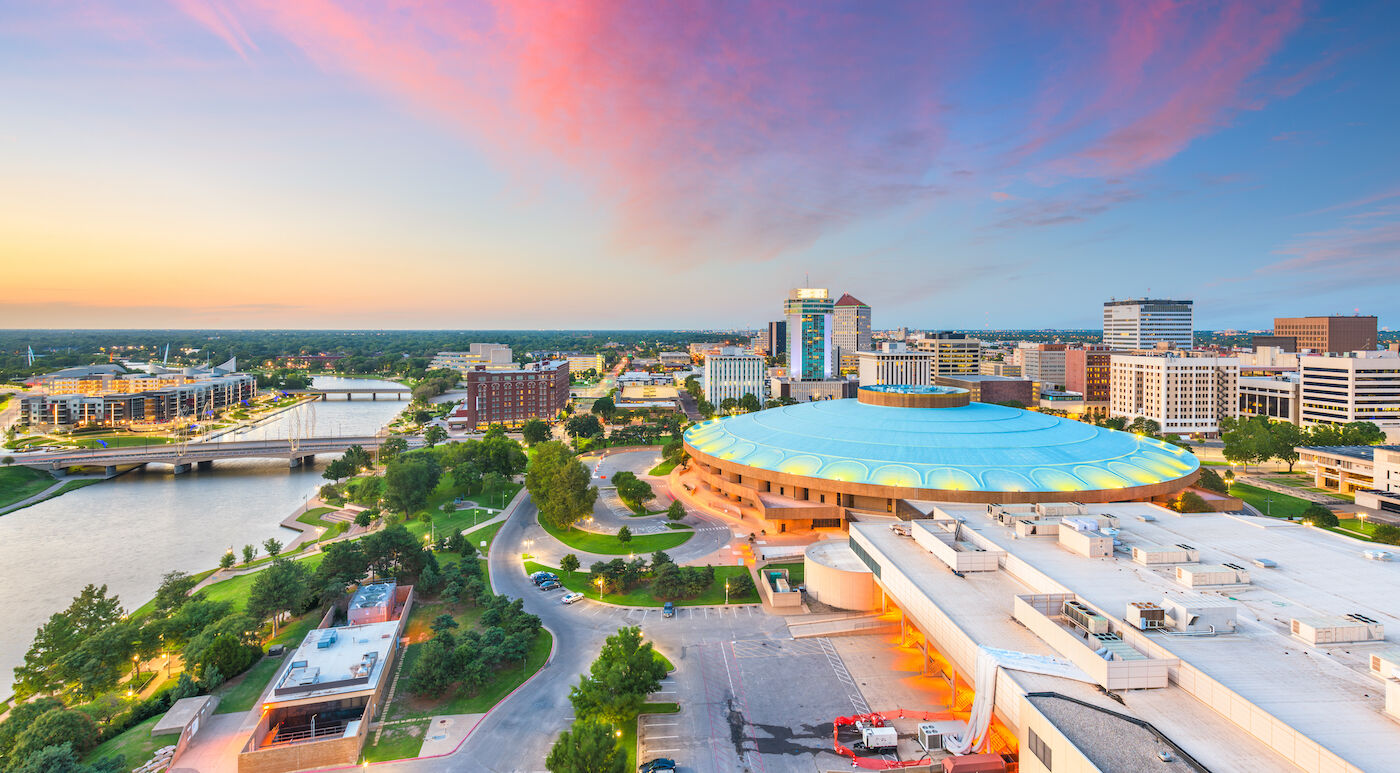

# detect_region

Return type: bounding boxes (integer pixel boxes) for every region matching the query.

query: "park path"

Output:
[0,474,104,516]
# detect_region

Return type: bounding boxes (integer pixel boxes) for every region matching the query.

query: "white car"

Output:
[561,592,586,605]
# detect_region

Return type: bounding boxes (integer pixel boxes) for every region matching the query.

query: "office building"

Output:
[1252,334,1299,353]
[832,293,872,373]
[1103,298,1193,350]
[1017,343,1068,391]
[563,353,604,374]
[238,583,413,773]
[458,360,570,430]
[979,361,1022,378]
[1299,352,1400,436]
[1275,316,1378,354]
[908,332,981,377]
[784,287,834,380]
[857,343,935,387]
[1109,354,1239,436]
[1297,445,1400,496]
[1238,375,1301,424]
[1355,447,1400,514]
[703,347,766,405]
[429,344,513,374]
[658,351,692,370]
[825,501,1400,773]
[678,385,1199,532]
[934,374,1033,405]
[1063,346,1112,403]
[766,320,787,358]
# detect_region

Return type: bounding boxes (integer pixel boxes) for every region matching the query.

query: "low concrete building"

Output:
[1297,445,1400,494]
[934,374,1033,406]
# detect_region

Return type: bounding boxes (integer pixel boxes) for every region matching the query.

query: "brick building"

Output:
[1064,346,1113,403]
[1273,316,1378,354]
[457,360,569,429]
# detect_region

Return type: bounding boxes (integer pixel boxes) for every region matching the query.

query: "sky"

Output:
[1,1,1397,331]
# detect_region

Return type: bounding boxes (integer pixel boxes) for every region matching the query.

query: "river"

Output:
[0,377,409,696]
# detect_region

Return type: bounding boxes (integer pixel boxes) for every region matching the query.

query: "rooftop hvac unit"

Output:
[1252,557,1278,569]
[1364,550,1392,562]
[1127,601,1167,630]
[918,720,967,752]
[1136,513,1157,522]
[1063,600,1111,635]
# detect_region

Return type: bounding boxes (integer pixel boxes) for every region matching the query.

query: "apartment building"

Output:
[703,347,767,405]
[1275,316,1378,354]
[908,332,981,377]
[1299,352,1400,436]
[1109,354,1239,436]
[1062,346,1111,404]
[831,293,872,373]
[458,360,570,429]
[1103,298,1193,350]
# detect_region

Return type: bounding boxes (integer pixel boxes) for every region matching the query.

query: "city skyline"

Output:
[3,1,1398,330]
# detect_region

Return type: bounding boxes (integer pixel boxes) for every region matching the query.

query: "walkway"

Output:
[0,474,103,516]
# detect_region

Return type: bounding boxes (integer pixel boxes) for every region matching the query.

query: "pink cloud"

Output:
[159,1,1310,255]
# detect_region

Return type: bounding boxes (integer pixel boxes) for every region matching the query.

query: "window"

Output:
[1028,728,1052,769]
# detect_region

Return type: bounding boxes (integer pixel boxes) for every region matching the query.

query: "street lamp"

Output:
[596,576,605,600]
[725,580,730,605]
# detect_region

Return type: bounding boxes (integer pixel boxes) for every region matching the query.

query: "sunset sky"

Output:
[2,1,1397,330]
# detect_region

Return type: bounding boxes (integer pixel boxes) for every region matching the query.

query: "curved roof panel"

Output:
[683,399,1198,494]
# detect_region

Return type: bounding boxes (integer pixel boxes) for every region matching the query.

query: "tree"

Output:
[566,414,603,439]
[8,741,125,773]
[424,425,448,447]
[183,615,260,683]
[1372,524,1400,545]
[560,553,580,576]
[385,454,442,514]
[219,550,236,570]
[355,509,373,528]
[739,393,762,414]
[362,523,431,579]
[1222,417,1273,472]
[322,456,356,481]
[13,584,124,699]
[8,708,99,762]
[1174,491,1210,513]
[568,627,667,725]
[262,538,283,558]
[718,397,738,415]
[1196,467,1229,495]
[242,544,257,565]
[666,500,685,521]
[153,570,199,614]
[545,720,626,773]
[406,639,454,697]
[591,395,616,424]
[342,444,373,470]
[526,442,598,531]
[247,559,312,634]
[378,436,408,462]
[1269,421,1306,472]
[0,697,64,761]
[1300,504,1339,527]
[522,418,551,445]
[616,526,632,545]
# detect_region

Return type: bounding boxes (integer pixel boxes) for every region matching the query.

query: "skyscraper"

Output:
[832,293,871,373]
[784,287,834,380]
[767,320,787,358]
[1103,298,1194,350]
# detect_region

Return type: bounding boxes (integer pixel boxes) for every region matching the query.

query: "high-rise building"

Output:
[784,288,834,380]
[1064,346,1113,403]
[766,320,787,358]
[1109,353,1238,435]
[703,347,767,405]
[1299,352,1400,433]
[1274,316,1378,354]
[1103,299,1194,350]
[832,293,872,373]
[908,332,981,377]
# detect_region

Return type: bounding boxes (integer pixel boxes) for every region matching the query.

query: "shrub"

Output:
[1174,491,1210,513]
[1300,504,1338,528]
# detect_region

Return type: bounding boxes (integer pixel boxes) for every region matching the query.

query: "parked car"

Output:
[539,580,562,591]
[532,572,558,585]
[639,759,676,773]
[662,601,675,618]
[561,592,585,605]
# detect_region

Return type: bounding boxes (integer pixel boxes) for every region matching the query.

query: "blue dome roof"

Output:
[683,399,1198,493]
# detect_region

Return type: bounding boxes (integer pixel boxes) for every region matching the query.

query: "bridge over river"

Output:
[5,435,415,476]
[283,386,411,400]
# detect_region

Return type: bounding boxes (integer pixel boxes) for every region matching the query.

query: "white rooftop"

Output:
[270,621,399,703]
[936,502,1400,772]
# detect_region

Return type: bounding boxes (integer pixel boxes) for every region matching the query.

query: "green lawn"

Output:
[200,553,327,610]
[296,506,338,527]
[70,435,177,448]
[0,466,57,508]
[84,716,180,768]
[625,702,680,771]
[465,520,505,553]
[764,561,804,586]
[1229,483,1314,519]
[538,517,693,555]
[525,561,758,607]
[648,459,679,476]
[362,720,428,762]
[386,628,552,720]
[214,654,285,714]
[1331,518,1378,541]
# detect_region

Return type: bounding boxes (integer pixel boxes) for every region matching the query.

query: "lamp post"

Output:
[596,576,604,600]
[725,580,730,605]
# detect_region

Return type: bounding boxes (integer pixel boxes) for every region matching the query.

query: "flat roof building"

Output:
[429,344,513,374]
[1299,352,1400,438]
[702,347,766,406]
[909,332,981,377]
[1275,316,1378,354]
[933,374,1033,406]
[1109,353,1239,436]
[459,360,569,430]
[1103,298,1194,350]
[785,287,835,380]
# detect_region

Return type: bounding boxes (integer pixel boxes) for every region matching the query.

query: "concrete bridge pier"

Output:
[172,463,192,475]
[289,454,315,469]
[197,460,213,470]
[104,465,118,478]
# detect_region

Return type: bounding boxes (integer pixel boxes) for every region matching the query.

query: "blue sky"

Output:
[1,1,1396,330]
